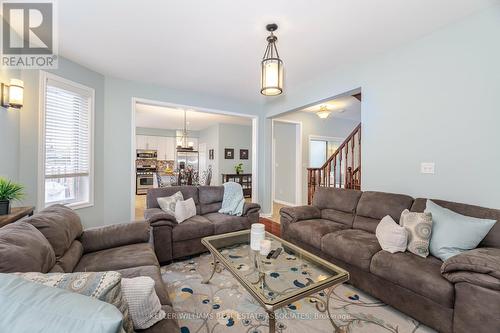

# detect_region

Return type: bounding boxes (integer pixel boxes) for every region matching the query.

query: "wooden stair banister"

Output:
[307,123,361,204]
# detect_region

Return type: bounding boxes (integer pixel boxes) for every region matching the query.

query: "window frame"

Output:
[38,71,95,210]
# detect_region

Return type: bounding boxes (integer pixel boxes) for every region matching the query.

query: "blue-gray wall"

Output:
[265,5,500,210]
[218,123,252,176]
[273,121,297,204]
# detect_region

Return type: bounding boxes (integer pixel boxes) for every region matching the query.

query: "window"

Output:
[39,72,94,209]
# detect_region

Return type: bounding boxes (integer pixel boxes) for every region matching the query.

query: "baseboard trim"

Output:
[273,199,298,207]
[260,213,272,218]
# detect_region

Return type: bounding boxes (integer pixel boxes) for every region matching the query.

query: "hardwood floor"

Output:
[260,217,281,237]
[135,195,146,220]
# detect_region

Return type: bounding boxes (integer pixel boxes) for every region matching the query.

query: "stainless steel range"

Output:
[136,161,157,195]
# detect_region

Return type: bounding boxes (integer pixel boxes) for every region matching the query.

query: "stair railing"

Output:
[307,123,361,204]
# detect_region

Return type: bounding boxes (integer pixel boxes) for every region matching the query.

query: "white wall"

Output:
[273,121,297,205]
[0,68,21,185]
[266,5,500,210]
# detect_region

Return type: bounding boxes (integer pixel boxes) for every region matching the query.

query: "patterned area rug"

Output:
[161,252,435,333]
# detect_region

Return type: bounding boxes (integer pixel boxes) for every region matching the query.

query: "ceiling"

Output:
[300,95,361,121]
[135,103,252,131]
[59,0,496,105]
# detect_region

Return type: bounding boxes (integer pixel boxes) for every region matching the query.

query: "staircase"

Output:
[307,123,361,204]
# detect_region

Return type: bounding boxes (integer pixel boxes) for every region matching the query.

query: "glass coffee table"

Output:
[201,230,349,333]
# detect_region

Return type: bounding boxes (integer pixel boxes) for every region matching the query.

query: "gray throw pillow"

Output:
[400,209,433,258]
[157,191,184,214]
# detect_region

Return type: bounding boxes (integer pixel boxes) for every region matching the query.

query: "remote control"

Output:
[271,247,282,259]
[266,250,275,260]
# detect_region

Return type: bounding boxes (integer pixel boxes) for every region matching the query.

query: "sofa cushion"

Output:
[26,204,83,258]
[147,186,200,214]
[172,215,214,242]
[353,191,413,233]
[74,243,159,272]
[55,240,83,272]
[321,229,381,271]
[117,265,171,306]
[198,186,224,214]
[313,187,363,212]
[288,219,348,249]
[204,212,251,234]
[0,222,56,273]
[370,251,454,308]
[411,198,500,248]
[142,305,179,333]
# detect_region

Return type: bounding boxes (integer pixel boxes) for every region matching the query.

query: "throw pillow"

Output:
[0,274,124,333]
[375,215,408,253]
[157,191,184,214]
[121,276,166,329]
[425,200,497,261]
[17,271,134,333]
[175,198,197,223]
[400,209,433,258]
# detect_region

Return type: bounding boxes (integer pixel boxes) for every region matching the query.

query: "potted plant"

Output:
[0,178,25,215]
[235,163,243,175]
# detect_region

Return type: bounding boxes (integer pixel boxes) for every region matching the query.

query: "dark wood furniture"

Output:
[221,173,252,198]
[0,206,35,228]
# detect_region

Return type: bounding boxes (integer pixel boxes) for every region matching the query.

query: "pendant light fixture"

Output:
[177,109,194,151]
[261,23,283,96]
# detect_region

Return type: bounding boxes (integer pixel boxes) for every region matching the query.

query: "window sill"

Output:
[66,202,94,210]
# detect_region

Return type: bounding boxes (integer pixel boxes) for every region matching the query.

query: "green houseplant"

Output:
[235,163,243,175]
[0,178,25,215]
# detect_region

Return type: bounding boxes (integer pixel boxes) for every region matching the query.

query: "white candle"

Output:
[259,239,271,256]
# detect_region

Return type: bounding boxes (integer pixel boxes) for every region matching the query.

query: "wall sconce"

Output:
[1,79,24,109]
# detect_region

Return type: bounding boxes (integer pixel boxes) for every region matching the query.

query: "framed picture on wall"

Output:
[224,148,234,159]
[240,149,249,160]
[209,149,214,160]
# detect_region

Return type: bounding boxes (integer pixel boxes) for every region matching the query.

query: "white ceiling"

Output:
[300,95,361,121]
[135,103,252,131]
[59,0,496,105]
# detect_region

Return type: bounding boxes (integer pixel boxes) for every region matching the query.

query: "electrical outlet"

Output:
[420,162,435,174]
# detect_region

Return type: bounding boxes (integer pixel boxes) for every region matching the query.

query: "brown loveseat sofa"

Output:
[0,204,178,332]
[144,186,261,264]
[280,187,500,333]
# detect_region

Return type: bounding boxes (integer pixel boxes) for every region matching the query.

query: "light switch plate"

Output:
[420,162,435,174]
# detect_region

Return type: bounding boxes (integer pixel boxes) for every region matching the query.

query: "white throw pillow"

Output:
[175,198,196,223]
[157,191,183,214]
[121,277,166,330]
[376,215,408,253]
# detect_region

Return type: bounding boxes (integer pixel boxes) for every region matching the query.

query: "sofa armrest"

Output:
[144,208,177,227]
[441,247,500,291]
[243,202,260,216]
[280,205,321,222]
[80,222,150,253]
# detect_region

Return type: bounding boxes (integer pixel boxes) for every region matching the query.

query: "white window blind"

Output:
[41,75,94,208]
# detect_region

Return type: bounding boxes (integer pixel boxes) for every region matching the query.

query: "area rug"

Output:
[161,251,435,333]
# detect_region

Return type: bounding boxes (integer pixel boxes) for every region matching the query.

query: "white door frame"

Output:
[271,118,302,208]
[130,97,259,220]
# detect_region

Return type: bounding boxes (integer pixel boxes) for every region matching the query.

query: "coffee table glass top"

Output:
[202,230,349,307]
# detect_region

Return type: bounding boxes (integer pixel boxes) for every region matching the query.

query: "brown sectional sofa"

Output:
[144,186,260,264]
[280,187,500,333]
[0,204,178,332]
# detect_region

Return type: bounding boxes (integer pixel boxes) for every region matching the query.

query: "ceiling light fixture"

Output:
[316,105,332,119]
[261,23,283,96]
[177,109,194,151]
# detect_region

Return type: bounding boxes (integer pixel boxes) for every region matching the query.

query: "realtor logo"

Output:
[1,0,57,68]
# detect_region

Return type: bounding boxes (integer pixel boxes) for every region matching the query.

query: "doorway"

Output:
[271,119,302,222]
[130,98,259,221]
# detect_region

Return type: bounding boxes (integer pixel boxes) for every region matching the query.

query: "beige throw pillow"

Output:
[376,215,408,253]
[175,198,197,223]
[121,277,166,330]
[400,209,433,258]
[157,191,183,214]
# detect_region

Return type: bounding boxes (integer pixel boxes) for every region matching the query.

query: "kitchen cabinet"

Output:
[137,135,176,160]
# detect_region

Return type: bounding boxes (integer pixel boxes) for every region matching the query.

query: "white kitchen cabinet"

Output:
[136,135,147,150]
